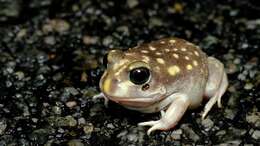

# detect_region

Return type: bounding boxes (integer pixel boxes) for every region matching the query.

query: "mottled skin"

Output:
[95,37,228,135]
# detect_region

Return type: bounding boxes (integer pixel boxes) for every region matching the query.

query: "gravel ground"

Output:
[0,0,259,145]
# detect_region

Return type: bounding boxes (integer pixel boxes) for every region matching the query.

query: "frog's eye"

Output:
[129,67,150,85]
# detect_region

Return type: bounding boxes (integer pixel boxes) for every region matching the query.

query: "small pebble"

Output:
[102,36,113,46]
[14,71,25,80]
[107,123,115,129]
[44,36,56,45]
[65,87,79,96]
[201,118,214,130]
[244,83,253,90]
[42,19,70,33]
[83,123,94,134]
[66,101,77,108]
[169,129,183,140]
[224,108,237,120]
[246,111,260,127]
[67,139,84,146]
[52,106,62,115]
[83,36,99,45]
[16,29,27,38]
[0,119,7,135]
[251,130,260,140]
[181,124,199,142]
[127,0,138,8]
[78,117,86,125]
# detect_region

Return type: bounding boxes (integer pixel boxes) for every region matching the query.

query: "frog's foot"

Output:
[138,120,169,135]
[202,57,228,119]
[138,94,189,135]
[93,93,109,107]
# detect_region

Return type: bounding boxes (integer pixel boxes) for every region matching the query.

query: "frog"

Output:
[94,37,228,135]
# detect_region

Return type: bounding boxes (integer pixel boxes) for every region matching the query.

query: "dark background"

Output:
[0,0,259,145]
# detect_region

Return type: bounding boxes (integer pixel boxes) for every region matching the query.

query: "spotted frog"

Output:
[95,38,228,135]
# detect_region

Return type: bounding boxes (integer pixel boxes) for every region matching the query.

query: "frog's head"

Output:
[99,49,167,108]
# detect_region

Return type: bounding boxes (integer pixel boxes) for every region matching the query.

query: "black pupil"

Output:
[129,67,150,85]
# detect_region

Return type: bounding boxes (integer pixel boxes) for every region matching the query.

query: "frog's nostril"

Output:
[142,84,150,91]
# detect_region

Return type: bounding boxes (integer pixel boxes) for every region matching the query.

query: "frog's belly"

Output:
[184,76,207,109]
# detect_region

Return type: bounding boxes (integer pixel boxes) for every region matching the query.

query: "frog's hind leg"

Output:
[138,94,189,135]
[202,57,228,119]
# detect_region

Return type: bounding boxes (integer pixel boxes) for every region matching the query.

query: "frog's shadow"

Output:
[104,101,201,127]
[104,97,228,129]
[104,102,156,124]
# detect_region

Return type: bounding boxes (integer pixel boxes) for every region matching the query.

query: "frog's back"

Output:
[125,38,209,108]
[127,37,208,83]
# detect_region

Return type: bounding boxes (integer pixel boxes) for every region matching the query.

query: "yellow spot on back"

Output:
[142,56,150,62]
[156,52,162,55]
[160,41,166,44]
[165,49,170,52]
[103,79,111,93]
[141,50,149,53]
[193,60,198,66]
[186,64,193,70]
[168,65,180,76]
[174,48,178,51]
[181,48,187,51]
[156,58,165,64]
[115,71,120,76]
[149,46,156,51]
[169,39,176,44]
[173,53,179,59]
[194,51,199,56]
[184,56,190,60]
[155,66,160,71]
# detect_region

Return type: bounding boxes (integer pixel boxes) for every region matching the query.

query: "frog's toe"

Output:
[93,93,109,107]
[93,93,104,99]
[217,95,222,108]
[138,120,160,127]
[147,122,166,135]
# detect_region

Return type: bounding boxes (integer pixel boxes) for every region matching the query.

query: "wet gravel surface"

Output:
[0,0,259,145]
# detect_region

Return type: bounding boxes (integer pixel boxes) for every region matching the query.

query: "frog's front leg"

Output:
[138,94,190,135]
[93,93,109,107]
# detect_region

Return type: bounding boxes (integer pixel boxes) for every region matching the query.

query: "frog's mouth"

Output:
[105,93,166,108]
